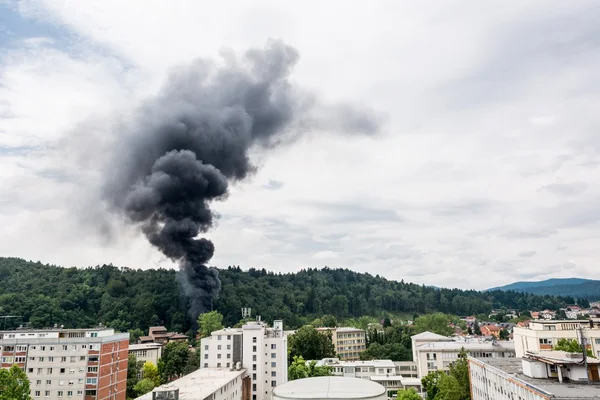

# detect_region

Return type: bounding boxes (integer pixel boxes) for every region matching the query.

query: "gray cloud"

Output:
[518,250,537,258]
[263,179,284,191]
[539,182,588,196]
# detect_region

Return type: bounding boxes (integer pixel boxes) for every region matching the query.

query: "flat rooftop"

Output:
[477,358,600,399]
[135,368,245,400]
[315,359,396,368]
[129,343,163,351]
[416,340,514,351]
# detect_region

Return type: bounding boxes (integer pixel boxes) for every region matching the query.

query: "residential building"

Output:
[513,319,600,358]
[315,327,366,361]
[411,331,515,378]
[0,326,129,400]
[128,343,162,374]
[272,376,386,400]
[540,309,556,320]
[312,358,420,397]
[480,325,500,337]
[468,352,600,400]
[138,326,188,345]
[200,319,289,400]
[135,367,249,400]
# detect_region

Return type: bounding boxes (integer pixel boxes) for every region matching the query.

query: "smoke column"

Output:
[104,40,380,322]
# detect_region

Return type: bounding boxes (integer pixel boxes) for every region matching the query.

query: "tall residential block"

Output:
[315,327,366,361]
[0,327,129,400]
[200,319,289,400]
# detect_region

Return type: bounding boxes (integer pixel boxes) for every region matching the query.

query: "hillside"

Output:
[0,257,580,334]
[488,278,600,300]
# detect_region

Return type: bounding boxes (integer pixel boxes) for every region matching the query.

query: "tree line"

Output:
[0,257,579,335]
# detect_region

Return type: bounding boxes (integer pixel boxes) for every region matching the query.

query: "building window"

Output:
[37,380,42,385]
[50,346,54,351]
[217,363,221,368]
[85,378,97,385]
[67,391,72,397]
[41,346,46,351]
[60,369,65,374]
[204,354,208,359]
[271,362,276,368]
[271,353,276,358]
[217,345,222,350]
[79,356,86,361]
[58,391,63,397]
[62,346,68,351]
[217,354,221,359]
[226,363,230,368]
[204,363,208,368]
[45,391,50,397]
[253,346,257,352]
[227,354,231,359]
[427,362,435,370]
[271,371,276,377]
[253,355,257,361]
[252,384,257,391]
[253,337,257,343]
[46,380,51,385]
[35,391,40,397]
[87,367,98,373]
[227,344,231,350]
[271,344,276,349]
[218,335,222,340]
[271,381,276,387]
[16,345,27,352]
[252,373,256,380]
[48,357,54,362]
[205,345,209,350]
[61,357,66,362]
[253,364,257,371]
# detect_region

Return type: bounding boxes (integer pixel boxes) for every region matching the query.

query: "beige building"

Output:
[513,319,600,358]
[316,327,366,361]
[129,343,162,376]
[138,326,188,345]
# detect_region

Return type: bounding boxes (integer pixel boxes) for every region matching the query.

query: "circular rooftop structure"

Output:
[272,376,387,400]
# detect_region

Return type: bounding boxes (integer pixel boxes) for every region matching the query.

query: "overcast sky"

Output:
[1,0,600,290]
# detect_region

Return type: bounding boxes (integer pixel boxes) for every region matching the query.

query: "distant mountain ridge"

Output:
[488,278,600,300]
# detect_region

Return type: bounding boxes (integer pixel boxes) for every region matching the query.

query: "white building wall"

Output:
[201,321,288,400]
[513,321,600,358]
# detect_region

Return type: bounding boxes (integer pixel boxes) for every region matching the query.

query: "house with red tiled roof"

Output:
[480,325,501,337]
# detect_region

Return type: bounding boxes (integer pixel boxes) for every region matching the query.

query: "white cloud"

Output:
[2,0,600,290]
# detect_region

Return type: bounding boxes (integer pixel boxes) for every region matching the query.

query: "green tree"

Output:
[133,378,155,396]
[553,338,595,358]
[498,329,509,340]
[414,313,454,336]
[197,311,224,338]
[448,349,470,400]
[360,342,411,361]
[321,315,337,328]
[288,326,335,362]
[288,356,332,381]
[161,342,192,382]
[0,365,32,400]
[436,373,463,400]
[396,388,421,400]
[142,361,161,386]
[126,354,142,399]
[128,328,144,344]
[473,321,482,336]
[421,370,443,400]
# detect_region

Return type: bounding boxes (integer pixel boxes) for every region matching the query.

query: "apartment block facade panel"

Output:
[0,328,129,400]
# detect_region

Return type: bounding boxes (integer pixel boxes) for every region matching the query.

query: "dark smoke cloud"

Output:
[104,40,381,321]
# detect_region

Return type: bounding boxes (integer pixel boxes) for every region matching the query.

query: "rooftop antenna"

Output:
[0,315,22,330]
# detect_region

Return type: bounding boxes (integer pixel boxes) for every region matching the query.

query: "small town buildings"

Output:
[480,325,500,337]
[138,326,188,345]
[411,331,515,379]
[135,367,249,400]
[200,319,290,400]
[128,343,162,373]
[0,326,129,400]
[315,327,367,361]
[513,319,600,358]
[468,351,600,400]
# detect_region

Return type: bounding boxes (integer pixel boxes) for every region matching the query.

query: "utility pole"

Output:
[578,326,590,385]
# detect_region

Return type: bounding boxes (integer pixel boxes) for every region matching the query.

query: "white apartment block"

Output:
[513,319,600,358]
[200,320,289,400]
[136,367,248,400]
[313,358,421,396]
[315,327,366,361]
[469,352,600,400]
[0,327,129,400]
[411,331,515,379]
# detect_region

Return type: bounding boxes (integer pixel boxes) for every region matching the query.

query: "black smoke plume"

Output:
[104,40,380,322]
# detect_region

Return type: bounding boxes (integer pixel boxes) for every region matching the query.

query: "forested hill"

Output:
[0,257,578,335]
[488,278,600,300]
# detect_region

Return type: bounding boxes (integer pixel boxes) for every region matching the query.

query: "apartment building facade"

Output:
[513,319,600,358]
[200,320,289,400]
[0,327,129,400]
[411,331,515,379]
[315,327,366,361]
